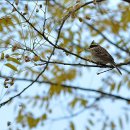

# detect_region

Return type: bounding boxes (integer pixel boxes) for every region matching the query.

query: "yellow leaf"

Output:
[69,98,78,108]
[70,122,75,130]
[85,15,91,20]
[110,83,115,92]
[111,121,116,130]
[33,56,40,62]
[5,63,18,71]
[93,0,97,4]
[127,100,130,104]
[15,0,19,5]
[1,53,4,60]
[7,57,21,64]
[112,22,120,34]
[117,82,122,92]
[81,99,88,106]
[41,114,47,120]
[17,113,24,123]
[27,116,40,128]
[0,17,14,26]
[0,24,3,31]
[64,0,70,4]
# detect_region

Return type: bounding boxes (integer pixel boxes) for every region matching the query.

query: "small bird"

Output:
[89,40,122,75]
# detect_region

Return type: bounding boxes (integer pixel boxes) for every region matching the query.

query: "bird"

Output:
[89,40,122,75]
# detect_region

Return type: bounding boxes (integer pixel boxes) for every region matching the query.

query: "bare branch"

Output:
[19,45,130,73]
[53,0,130,55]
[5,0,102,64]
[0,76,130,108]
[38,60,130,68]
[84,21,130,54]
[2,0,130,109]
[123,0,130,3]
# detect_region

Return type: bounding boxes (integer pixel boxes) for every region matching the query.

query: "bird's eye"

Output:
[90,45,97,48]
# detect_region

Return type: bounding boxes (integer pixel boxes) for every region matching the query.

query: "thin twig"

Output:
[5,0,101,64]
[97,68,113,75]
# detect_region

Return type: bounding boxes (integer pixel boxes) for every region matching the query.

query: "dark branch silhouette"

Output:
[0,75,130,108]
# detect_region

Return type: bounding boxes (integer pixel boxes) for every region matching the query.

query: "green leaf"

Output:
[5,63,18,71]
[7,57,21,64]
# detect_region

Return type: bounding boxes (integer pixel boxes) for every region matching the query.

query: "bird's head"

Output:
[89,40,98,49]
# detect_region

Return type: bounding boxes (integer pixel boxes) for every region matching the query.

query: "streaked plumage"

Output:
[89,41,122,75]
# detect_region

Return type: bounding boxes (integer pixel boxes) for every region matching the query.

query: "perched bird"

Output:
[89,41,122,75]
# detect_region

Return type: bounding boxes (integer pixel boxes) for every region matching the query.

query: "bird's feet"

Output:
[96,62,106,66]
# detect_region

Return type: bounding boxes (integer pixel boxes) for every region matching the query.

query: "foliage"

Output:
[0,0,130,130]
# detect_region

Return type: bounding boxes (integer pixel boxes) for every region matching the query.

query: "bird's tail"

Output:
[112,63,122,75]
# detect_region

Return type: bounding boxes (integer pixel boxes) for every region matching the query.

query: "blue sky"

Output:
[0,0,130,130]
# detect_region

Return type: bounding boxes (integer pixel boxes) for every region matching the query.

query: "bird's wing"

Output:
[95,46,114,61]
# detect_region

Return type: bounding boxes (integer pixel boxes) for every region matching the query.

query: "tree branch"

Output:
[38,60,130,68]
[84,21,130,54]
[5,0,104,64]
[123,0,130,3]
[19,46,130,73]
[2,0,129,108]
[0,76,130,108]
